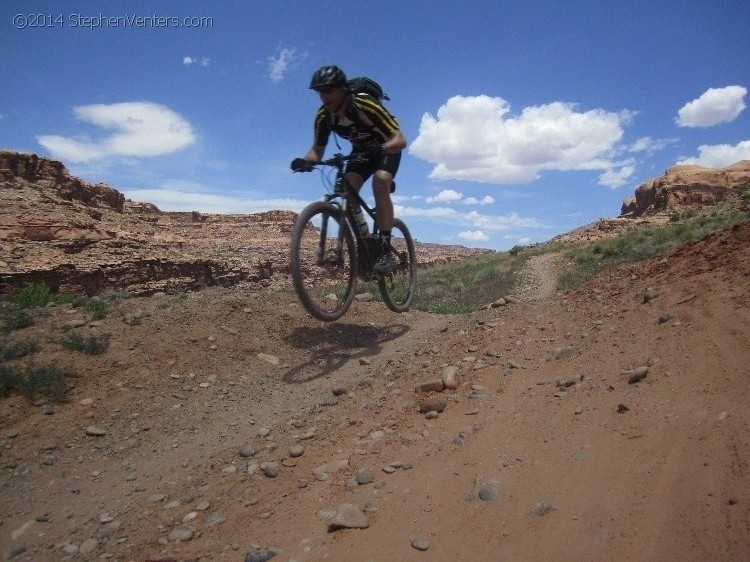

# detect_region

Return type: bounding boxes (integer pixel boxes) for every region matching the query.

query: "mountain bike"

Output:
[290,153,417,322]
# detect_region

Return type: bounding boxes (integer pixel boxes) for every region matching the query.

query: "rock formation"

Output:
[621,160,750,217]
[0,151,487,296]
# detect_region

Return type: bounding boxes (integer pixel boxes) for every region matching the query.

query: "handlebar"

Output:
[294,152,367,172]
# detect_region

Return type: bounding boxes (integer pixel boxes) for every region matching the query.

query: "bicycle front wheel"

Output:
[290,201,358,322]
[378,218,417,313]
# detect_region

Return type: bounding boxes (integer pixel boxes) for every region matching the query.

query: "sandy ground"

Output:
[1,222,749,562]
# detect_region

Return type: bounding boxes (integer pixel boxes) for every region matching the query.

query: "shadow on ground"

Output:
[282,322,410,384]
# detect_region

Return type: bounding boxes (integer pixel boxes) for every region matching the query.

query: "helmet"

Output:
[309,65,347,90]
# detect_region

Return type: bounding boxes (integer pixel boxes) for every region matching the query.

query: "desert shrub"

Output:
[1,307,33,333]
[85,297,108,320]
[0,363,69,402]
[15,282,54,309]
[62,333,110,355]
[3,339,39,360]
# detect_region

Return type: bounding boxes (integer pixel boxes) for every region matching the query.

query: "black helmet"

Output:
[309,65,347,90]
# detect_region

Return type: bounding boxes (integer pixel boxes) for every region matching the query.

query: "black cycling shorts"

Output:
[345,151,401,192]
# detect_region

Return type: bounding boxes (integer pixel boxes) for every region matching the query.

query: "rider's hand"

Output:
[291,158,312,172]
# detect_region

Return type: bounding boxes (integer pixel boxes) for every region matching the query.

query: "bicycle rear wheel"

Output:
[290,201,358,321]
[378,218,417,313]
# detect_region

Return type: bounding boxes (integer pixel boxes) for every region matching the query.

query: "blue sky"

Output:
[2,0,749,250]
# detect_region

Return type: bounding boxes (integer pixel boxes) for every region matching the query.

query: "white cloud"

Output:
[37,102,196,163]
[629,136,675,154]
[676,140,750,168]
[410,95,627,184]
[463,195,495,205]
[183,56,210,67]
[426,189,462,203]
[124,186,310,214]
[676,86,747,128]
[395,204,546,232]
[598,164,635,189]
[458,230,489,242]
[268,47,306,83]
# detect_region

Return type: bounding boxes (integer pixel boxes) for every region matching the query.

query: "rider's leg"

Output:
[372,170,394,232]
[344,172,365,193]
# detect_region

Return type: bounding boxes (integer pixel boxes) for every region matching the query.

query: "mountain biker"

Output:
[291,65,407,273]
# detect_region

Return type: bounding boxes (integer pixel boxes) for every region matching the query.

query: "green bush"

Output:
[62,332,110,355]
[15,282,54,309]
[3,339,38,360]
[1,307,33,333]
[0,363,69,402]
[85,297,108,320]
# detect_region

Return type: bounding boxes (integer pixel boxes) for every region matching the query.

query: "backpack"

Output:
[346,76,390,102]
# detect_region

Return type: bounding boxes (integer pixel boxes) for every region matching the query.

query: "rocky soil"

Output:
[1,220,749,561]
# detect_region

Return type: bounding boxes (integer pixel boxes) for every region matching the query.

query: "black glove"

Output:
[291,158,312,172]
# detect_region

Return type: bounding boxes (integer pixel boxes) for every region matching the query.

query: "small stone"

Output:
[534,502,557,517]
[79,398,94,406]
[244,548,277,562]
[332,386,348,396]
[319,395,339,407]
[442,366,459,390]
[239,444,258,458]
[289,446,305,458]
[261,463,280,478]
[358,358,372,366]
[7,429,19,438]
[85,426,106,437]
[205,513,226,527]
[415,380,444,394]
[410,537,430,551]
[479,483,499,502]
[167,527,194,542]
[425,411,439,420]
[382,465,397,474]
[79,538,98,555]
[258,353,280,366]
[328,503,369,531]
[553,346,577,360]
[40,404,54,415]
[3,542,26,560]
[617,403,630,413]
[658,312,676,324]
[624,366,649,384]
[418,397,447,414]
[356,468,374,485]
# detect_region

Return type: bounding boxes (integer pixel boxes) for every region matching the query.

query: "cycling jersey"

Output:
[314,94,401,152]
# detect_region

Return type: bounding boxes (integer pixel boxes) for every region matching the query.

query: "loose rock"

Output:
[418,397,447,414]
[442,366,459,390]
[328,503,369,531]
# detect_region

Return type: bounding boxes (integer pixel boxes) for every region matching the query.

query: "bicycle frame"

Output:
[291,152,417,320]
[309,153,384,277]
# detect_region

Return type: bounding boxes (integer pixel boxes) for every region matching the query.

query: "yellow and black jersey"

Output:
[314,94,401,151]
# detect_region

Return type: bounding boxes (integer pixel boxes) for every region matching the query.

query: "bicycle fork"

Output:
[315,211,347,272]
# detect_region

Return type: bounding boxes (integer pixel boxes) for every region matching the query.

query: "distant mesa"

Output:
[0,151,487,296]
[620,160,750,218]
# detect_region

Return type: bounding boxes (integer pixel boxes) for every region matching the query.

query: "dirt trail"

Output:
[1,224,749,561]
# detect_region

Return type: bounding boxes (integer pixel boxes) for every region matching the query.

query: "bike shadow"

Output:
[282,322,410,384]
